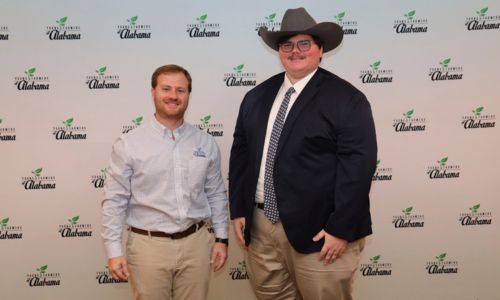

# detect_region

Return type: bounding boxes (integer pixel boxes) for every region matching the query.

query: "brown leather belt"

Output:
[255,203,264,210]
[130,221,205,239]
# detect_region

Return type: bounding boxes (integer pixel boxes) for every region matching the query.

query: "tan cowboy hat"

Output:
[259,7,343,53]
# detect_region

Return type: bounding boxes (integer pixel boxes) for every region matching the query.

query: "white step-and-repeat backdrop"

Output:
[1,1,499,299]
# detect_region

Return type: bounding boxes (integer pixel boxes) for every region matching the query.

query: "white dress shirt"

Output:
[255,69,318,203]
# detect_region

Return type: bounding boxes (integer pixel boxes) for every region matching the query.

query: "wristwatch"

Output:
[215,237,229,245]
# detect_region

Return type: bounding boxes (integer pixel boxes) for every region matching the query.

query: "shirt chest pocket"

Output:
[187,157,210,193]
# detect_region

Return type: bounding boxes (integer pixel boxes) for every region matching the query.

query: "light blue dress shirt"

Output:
[101,117,228,258]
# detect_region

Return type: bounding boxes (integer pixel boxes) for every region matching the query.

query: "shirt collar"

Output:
[284,68,318,95]
[151,115,187,138]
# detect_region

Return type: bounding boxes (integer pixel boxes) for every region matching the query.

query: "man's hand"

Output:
[232,218,247,250]
[313,230,348,265]
[211,242,228,272]
[108,256,129,280]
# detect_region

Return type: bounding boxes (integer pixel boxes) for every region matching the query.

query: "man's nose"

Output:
[167,90,178,99]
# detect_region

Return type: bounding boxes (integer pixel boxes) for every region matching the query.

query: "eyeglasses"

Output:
[279,40,313,53]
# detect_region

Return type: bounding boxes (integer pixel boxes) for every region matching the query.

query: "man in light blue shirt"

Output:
[101,64,229,300]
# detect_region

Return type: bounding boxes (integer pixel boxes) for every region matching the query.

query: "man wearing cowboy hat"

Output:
[229,7,377,299]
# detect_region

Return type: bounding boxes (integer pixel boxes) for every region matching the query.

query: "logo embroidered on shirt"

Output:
[193,147,206,158]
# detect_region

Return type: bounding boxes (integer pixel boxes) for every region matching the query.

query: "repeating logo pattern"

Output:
[26,265,62,287]
[195,114,224,137]
[46,16,81,40]
[58,216,93,238]
[428,58,463,81]
[21,168,56,190]
[359,60,393,83]
[459,204,493,226]
[0,4,498,298]
[91,168,107,189]
[14,67,50,91]
[229,260,249,280]
[334,11,358,35]
[461,106,496,129]
[465,7,500,31]
[122,116,143,134]
[186,14,220,38]
[223,64,257,87]
[426,156,461,179]
[360,255,392,276]
[52,118,87,140]
[255,13,281,36]
[425,253,458,275]
[0,25,9,40]
[96,266,128,284]
[0,217,23,240]
[86,66,120,89]
[0,118,16,141]
[394,10,429,33]
[116,16,151,39]
[392,207,425,228]
[372,160,393,181]
[393,109,426,132]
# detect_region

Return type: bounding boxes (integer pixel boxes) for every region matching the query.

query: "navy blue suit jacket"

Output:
[229,68,377,254]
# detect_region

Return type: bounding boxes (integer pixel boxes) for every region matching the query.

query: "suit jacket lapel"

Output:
[254,74,285,175]
[276,70,323,158]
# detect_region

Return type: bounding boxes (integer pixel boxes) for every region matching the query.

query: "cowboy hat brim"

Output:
[259,22,344,53]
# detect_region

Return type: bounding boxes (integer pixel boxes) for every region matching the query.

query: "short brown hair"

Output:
[151,64,192,92]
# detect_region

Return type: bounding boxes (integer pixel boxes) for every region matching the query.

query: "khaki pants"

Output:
[126,225,214,300]
[246,207,364,300]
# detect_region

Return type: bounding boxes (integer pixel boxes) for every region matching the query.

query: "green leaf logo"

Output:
[335,12,346,22]
[233,64,244,74]
[25,67,36,79]
[238,260,247,271]
[1,217,9,228]
[68,215,80,225]
[477,7,488,17]
[132,116,143,126]
[439,58,451,68]
[403,109,414,119]
[469,204,480,213]
[376,160,381,168]
[56,17,68,27]
[370,255,381,263]
[404,10,416,21]
[436,253,447,262]
[197,14,208,24]
[100,168,107,179]
[370,61,381,71]
[473,106,484,116]
[96,66,107,76]
[128,16,138,27]
[37,265,48,274]
[32,168,43,177]
[200,115,211,125]
[402,207,413,216]
[438,157,448,167]
[265,13,276,23]
[63,117,74,127]
[0,118,3,124]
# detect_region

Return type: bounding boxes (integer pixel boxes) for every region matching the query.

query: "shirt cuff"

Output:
[212,226,228,239]
[105,242,123,259]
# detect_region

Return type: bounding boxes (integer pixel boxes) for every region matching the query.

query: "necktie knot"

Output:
[285,87,295,97]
